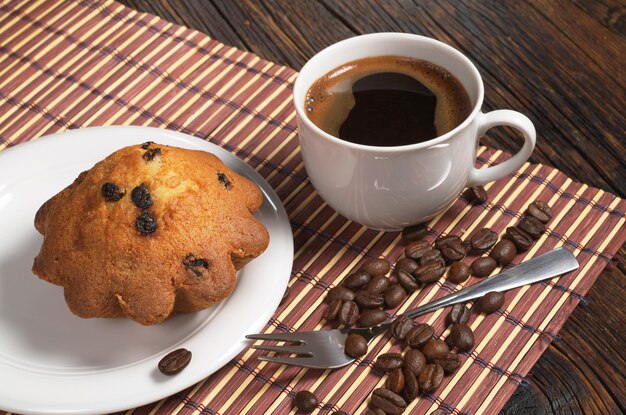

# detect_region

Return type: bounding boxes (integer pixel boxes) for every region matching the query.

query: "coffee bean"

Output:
[405,240,431,261]
[366,408,386,415]
[394,270,421,293]
[447,303,471,325]
[505,226,533,251]
[101,182,125,202]
[362,258,391,277]
[158,348,191,375]
[447,261,470,284]
[401,367,420,402]
[518,215,545,239]
[339,300,359,326]
[345,333,368,357]
[490,239,517,266]
[418,364,444,394]
[375,353,405,371]
[527,200,552,223]
[343,270,371,290]
[434,352,462,374]
[476,291,505,314]
[355,291,385,309]
[386,368,405,394]
[280,286,290,306]
[391,315,415,341]
[323,298,342,321]
[358,309,387,327]
[136,212,157,235]
[371,388,407,415]
[395,257,419,274]
[326,286,355,303]
[420,249,443,265]
[471,257,497,278]
[470,228,498,252]
[366,275,391,294]
[434,234,460,250]
[467,185,488,204]
[447,324,474,352]
[440,238,470,264]
[131,183,153,209]
[384,285,407,309]
[403,348,426,376]
[406,323,434,349]
[413,260,445,283]
[402,223,428,242]
[422,339,450,362]
[294,390,318,413]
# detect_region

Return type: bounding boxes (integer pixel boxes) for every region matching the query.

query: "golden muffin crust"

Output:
[33,142,269,325]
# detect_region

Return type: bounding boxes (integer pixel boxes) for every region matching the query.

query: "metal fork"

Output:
[245,247,579,368]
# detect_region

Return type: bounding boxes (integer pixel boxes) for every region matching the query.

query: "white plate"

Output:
[0,126,293,414]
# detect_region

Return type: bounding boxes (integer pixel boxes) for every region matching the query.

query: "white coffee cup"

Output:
[293,33,536,231]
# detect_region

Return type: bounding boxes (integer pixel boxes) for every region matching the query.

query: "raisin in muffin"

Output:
[32,142,269,325]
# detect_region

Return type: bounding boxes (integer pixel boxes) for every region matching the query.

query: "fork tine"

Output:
[257,355,317,367]
[245,332,302,342]
[251,344,312,356]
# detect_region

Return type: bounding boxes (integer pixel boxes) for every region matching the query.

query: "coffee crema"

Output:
[305,56,472,147]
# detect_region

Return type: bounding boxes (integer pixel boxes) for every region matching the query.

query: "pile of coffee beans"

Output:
[313,199,552,413]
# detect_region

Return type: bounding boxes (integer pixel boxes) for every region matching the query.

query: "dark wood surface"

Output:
[118,1,626,413]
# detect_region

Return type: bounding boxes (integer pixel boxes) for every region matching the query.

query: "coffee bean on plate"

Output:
[406,323,434,349]
[384,285,407,309]
[158,348,192,375]
[355,291,385,309]
[405,240,431,260]
[434,352,462,374]
[394,269,421,292]
[343,270,371,290]
[345,333,368,357]
[505,226,533,251]
[391,315,414,341]
[401,367,420,402]
[418,364,444,394]
[371,388,407,415]
[435,234,461,250]
[470,228,498,252]
[339,300,360,326]
[358,309,387,327]
[376,352,405,371]
[294,390,318,413]
[395,257,419,274]
[471,257,497,278]
[403,348,426,376]
[326,286,355,303]
[440,238,470,264]
[466,185,488,204]
[414,260,445,283]
[402,223,428,242]
[362,258,391,277]
[422,339,450,362]
[447,324,474,352]
[366,275,391,294]
[490,239,517,266]
[386,368,405,394]
[518,215,545,239]
[527,200,552,223]
[447,261,470,284]
[323,298,342,321]
[420,248,443,265]
[447,303,471,325]
[476,291,505,314]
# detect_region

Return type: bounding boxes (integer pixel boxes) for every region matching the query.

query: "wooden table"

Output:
[118,1,625,413]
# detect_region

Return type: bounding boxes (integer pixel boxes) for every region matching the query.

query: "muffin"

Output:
[32,142,269,325]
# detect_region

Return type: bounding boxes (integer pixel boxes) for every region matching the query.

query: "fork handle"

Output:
[383,247,578,325]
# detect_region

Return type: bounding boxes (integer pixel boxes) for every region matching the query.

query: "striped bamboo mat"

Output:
[0,1,624,414]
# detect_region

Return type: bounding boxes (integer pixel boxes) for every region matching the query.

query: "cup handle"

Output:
[467,110,536,187]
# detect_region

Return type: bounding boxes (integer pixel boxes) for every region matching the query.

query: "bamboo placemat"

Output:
[0,1,624,414]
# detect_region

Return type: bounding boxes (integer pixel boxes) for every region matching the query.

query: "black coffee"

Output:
[305,56,472,146]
